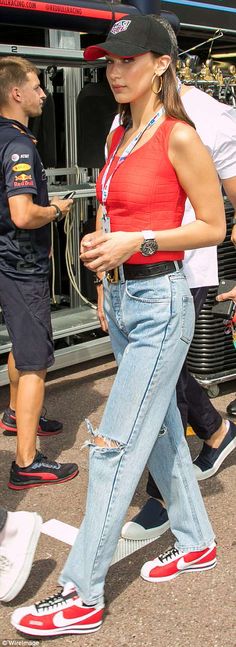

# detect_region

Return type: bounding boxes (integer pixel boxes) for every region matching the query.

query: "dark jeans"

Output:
[147,286,222,500]
[0,506,8,532]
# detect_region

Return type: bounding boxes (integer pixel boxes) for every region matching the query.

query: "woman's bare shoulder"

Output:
[169,121,201,151]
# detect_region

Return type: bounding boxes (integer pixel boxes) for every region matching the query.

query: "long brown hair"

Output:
[119,57,195,130]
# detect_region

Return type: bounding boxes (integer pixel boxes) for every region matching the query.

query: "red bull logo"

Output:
[15,173,32,181]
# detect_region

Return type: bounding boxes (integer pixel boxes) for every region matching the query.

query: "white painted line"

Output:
[41,519,78,546]
[41,518,157,564]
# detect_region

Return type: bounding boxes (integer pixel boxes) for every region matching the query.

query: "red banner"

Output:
[0,0,126,19]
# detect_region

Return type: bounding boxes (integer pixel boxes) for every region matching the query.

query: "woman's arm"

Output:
[163,122,226,249]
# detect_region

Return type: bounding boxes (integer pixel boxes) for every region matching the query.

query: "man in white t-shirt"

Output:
[104,17,236,541]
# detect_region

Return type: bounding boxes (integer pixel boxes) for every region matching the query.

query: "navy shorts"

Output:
[0,270,54,371]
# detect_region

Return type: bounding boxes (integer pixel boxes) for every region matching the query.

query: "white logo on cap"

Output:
[111,20,131,35]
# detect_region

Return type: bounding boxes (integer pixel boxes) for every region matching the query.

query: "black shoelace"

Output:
[35,589,74,612]
[158,546,180,563]
[34,451,59,468]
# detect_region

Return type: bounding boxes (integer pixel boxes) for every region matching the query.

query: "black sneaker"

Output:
[121,498,170,540]
[193,421,236,481]
[8,451,79,490]
[0,407,63,437]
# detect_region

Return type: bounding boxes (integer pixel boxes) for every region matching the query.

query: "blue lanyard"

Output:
[101,105,165,232]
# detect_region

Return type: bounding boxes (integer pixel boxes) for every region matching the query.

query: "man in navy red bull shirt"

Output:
[0,56,79,489]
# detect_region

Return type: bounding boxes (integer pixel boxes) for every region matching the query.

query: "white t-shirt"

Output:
[110,88,236,288]
[181,87,236,288]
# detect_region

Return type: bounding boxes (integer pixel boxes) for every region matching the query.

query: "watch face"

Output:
[140,239,158,256]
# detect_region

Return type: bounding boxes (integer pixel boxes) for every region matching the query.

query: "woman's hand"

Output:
[80,230,142,272]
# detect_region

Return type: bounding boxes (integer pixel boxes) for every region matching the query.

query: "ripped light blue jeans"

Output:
[60,266,215,605]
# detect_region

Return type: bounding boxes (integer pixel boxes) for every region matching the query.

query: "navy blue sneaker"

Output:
[193,421,236,481]
[121,498,170,541]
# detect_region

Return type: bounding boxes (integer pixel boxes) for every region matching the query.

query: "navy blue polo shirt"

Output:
[0,116,51,278]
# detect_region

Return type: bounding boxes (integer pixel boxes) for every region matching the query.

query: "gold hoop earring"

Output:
[151,73,163,95]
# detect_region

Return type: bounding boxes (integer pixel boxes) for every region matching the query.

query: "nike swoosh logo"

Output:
[176,557,190,570]
[53,609,96,628]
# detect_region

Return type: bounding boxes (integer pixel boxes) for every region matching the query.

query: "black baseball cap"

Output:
[84,15,172,61]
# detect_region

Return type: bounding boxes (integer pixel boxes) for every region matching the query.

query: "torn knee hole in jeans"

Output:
[82,419,125,451]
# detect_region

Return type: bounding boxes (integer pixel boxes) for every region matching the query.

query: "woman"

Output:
[11,15,225,638]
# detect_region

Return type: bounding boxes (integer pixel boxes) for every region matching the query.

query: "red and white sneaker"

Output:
[141,542,217,582]
[11,583,104,636]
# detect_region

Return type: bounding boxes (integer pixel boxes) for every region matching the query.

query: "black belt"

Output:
[106,260,183,283]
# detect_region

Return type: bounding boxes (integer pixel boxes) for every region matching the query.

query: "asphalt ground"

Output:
[0,356,235,647]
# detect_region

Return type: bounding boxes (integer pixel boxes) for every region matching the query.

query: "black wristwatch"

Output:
[140,230,158,256]
[51,203,63,222]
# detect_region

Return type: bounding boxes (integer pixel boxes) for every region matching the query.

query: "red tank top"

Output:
[96,117,186,264]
